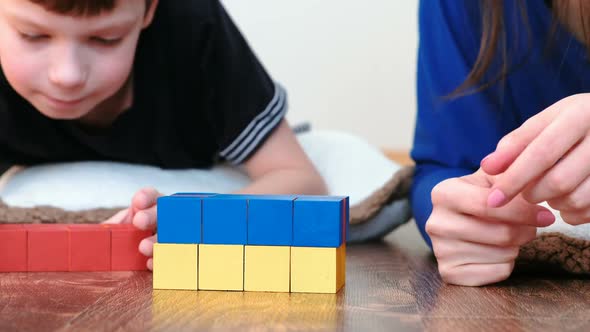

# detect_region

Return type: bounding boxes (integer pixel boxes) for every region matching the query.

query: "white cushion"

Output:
[0,130,400,211]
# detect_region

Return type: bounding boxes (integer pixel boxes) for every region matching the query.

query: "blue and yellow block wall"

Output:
[153,193,348,293]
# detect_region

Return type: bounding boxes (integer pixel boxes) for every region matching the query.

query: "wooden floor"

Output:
[1,223,589,331]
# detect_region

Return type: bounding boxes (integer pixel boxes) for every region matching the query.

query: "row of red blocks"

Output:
[0,223,151,272]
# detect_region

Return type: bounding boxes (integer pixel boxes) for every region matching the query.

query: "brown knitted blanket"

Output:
[519,232,590,274]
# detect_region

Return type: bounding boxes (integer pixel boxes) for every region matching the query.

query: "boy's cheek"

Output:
[0,52,40,94]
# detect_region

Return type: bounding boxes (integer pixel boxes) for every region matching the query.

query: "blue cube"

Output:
[293,196,348,247]
[157,195,205,244]
[202,195,248,244]
[247,195,295,246]
[345,197,350,241]
[173,192,218,196]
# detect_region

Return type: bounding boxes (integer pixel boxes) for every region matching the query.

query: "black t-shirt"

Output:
[0,0,287,174]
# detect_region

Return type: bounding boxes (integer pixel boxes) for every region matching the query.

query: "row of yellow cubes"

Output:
[153,243,345,293]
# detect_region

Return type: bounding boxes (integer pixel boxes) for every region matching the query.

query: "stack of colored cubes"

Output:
[153,193,348,293]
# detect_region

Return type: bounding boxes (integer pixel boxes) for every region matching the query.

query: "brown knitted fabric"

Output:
[349,165,414,225]
[518,232,590,274]
[0,167,416,226]
[0,199,121,224]
[0,166,416,226]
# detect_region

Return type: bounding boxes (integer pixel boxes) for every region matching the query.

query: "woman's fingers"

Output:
[481,104,560,176]
[488,117,584,207]
[547,174,590,213]
[558,210,590,226]
[431,236,519,267]
[426,210,537,246]
[482,98,590,207]
[438,261,516,286]
[522,137,590,203]
[428,172,543,287]
[432,178,554,227]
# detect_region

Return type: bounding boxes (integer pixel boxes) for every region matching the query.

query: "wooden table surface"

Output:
[1,222,589,332]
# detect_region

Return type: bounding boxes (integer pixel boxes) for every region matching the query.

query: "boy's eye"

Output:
[19,32,49,41]
[90,36,122,46]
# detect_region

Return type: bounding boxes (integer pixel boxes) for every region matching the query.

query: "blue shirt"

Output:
[411,0,590,247]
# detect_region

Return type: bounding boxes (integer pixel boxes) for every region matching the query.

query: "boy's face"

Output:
[0,0,156,120]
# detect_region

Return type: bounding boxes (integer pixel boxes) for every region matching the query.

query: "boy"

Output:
[0,0,326,270]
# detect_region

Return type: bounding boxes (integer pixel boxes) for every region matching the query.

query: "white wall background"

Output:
[222,0,419,149]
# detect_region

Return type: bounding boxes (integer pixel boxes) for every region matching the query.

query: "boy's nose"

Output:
[48,48,88,90]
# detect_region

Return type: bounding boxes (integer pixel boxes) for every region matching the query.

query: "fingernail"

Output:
[487,189,506,207]
[536,211,555,226]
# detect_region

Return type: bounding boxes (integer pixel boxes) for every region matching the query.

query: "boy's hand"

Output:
[426,169,555,286]
[131,187,160,271]
[102,187,161,271]
[481,94,590,225]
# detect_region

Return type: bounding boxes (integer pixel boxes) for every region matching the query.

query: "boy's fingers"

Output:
[139,234,157,257]
[132,187,161,210]
[147,258,153,271]
[434,179,554,227]
[133,205,157,230]
[102,208,130,224]
[489,116,584,208]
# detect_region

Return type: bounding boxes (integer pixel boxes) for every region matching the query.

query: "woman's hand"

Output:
[426,169,555,286]
[482,94,590,225]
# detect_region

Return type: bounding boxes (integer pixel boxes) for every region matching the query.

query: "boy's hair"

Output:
[29,0,153,16]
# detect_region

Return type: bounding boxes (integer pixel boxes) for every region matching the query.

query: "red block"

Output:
[0,224,27,272]
[68,225,111,271]
[26,225,69,272]
[109,224,151,271]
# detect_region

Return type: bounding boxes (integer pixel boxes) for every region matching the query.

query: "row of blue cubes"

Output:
[157,193,349,247]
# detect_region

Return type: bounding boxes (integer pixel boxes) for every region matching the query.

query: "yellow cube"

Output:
[291,244,346,293]
[244,246,290,292]
[153,243,198,290]
[198,244,244,291]
[337,244,346,289]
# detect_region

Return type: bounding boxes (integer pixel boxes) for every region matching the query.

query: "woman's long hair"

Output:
[452,0,590,96]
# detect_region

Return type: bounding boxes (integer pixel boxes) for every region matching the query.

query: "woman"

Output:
[412,0,590,286]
